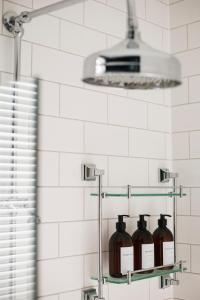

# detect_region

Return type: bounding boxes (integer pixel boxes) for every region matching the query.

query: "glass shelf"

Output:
[91,265,186,285]
[91,192,187,198]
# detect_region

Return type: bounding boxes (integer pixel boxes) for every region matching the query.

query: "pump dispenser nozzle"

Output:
[138,214,150,229]
[116,215,129,231]
[158,214,171,227]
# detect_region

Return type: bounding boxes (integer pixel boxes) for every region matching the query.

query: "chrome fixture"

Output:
[3,0,181,88]
[83,1,181,89]
[82,164,105,300]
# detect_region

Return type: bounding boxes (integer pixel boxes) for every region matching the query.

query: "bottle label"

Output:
[142,244,154,269]
[163,241,174,266]
[120,246,134,275]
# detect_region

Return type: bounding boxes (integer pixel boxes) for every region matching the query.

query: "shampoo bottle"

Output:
[153,214,174,269]
[109,215,134,278]
[132,214,154,272]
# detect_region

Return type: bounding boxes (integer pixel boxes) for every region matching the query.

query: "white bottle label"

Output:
[120,246,134,275]
[142,244,154,269]
[163,241,174,266]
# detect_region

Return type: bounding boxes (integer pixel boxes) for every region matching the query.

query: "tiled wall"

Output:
[0,0,188,300]
[170,0,200,299]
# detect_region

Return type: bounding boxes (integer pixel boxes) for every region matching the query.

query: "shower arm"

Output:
[3,0,138,80]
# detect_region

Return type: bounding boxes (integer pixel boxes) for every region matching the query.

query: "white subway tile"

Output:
[84,252,109,286]
[174,273,200,300]
[170,0,200,28]
[39,116,83,152]
[24,16,59,48]
[190,131,200,158]
[128,86,165,105]
[109,280,149,300]
[39,296,58,300]
[177,216,200,244]
[173,132,189,159]
[177,243,191,272]
[33,0,83,24]
[171,78,188,106]
[165,133,172,160]
[60,291,81,300]
[38,188,84,222]
[84,187,128,220]
[38,223,59,260]
[129,129,166,159]
[39,80,59,117]
[139,20,163,51]
[148,104,171,132]
[171,26,187,53]
[191,188,200,216]
[108,156,148,186]
[174,159,200,187]
[8,0,32,7]
[130,191,167,216]
[150,277,173,300]
[60,85,107,123]
[38,256,83,296]
[108,95,147,129]
[177,188,190,216]
[59,220,108,256]
[60,153,108,187]
[85,123,128,156]
[38,151,59,187]
[176,49,200,77]
[172,103,200,132]
[188,21,200,49]
[84,0,126,38]
[189,75,200,103]
[146,0,169,28]
[32,45,83,86]
[60,20,106,57]
[191,245,200,274]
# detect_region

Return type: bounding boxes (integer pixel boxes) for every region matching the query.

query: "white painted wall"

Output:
[170,0,200,299]
[0,0,190,299]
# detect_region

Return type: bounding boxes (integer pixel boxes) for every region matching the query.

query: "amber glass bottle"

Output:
[153,214,174,270]
[132,214,154,273]
[109,215,134,278]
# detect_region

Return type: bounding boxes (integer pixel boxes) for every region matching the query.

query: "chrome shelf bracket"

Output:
[159,168,179,183]
[83,288,97,300]
[160,275,180,289]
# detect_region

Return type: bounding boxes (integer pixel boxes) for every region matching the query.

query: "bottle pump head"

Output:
[138,214,150,229]
[158,214,171,227]
[116,215,129,231]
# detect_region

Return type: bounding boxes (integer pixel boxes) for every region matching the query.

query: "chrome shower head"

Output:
[82,1,181,90]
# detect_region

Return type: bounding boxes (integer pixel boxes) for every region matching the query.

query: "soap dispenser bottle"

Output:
[153,214,174,269]
[109,215,134,278]
[132,214,154,272]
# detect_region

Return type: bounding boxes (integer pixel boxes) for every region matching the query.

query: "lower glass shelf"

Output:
[91,265,186,284]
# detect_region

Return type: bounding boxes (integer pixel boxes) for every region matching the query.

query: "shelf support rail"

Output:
[82,164,105,300]
[159,168,179,287]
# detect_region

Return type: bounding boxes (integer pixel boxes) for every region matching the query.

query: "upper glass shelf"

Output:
[91,264,186,284]
[91,192,186,198]
[90,185,186,198]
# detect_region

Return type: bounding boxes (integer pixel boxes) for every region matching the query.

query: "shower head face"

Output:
[82,38,181,90]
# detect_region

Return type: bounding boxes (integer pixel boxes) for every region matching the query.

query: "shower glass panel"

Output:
[0,79,38,300]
